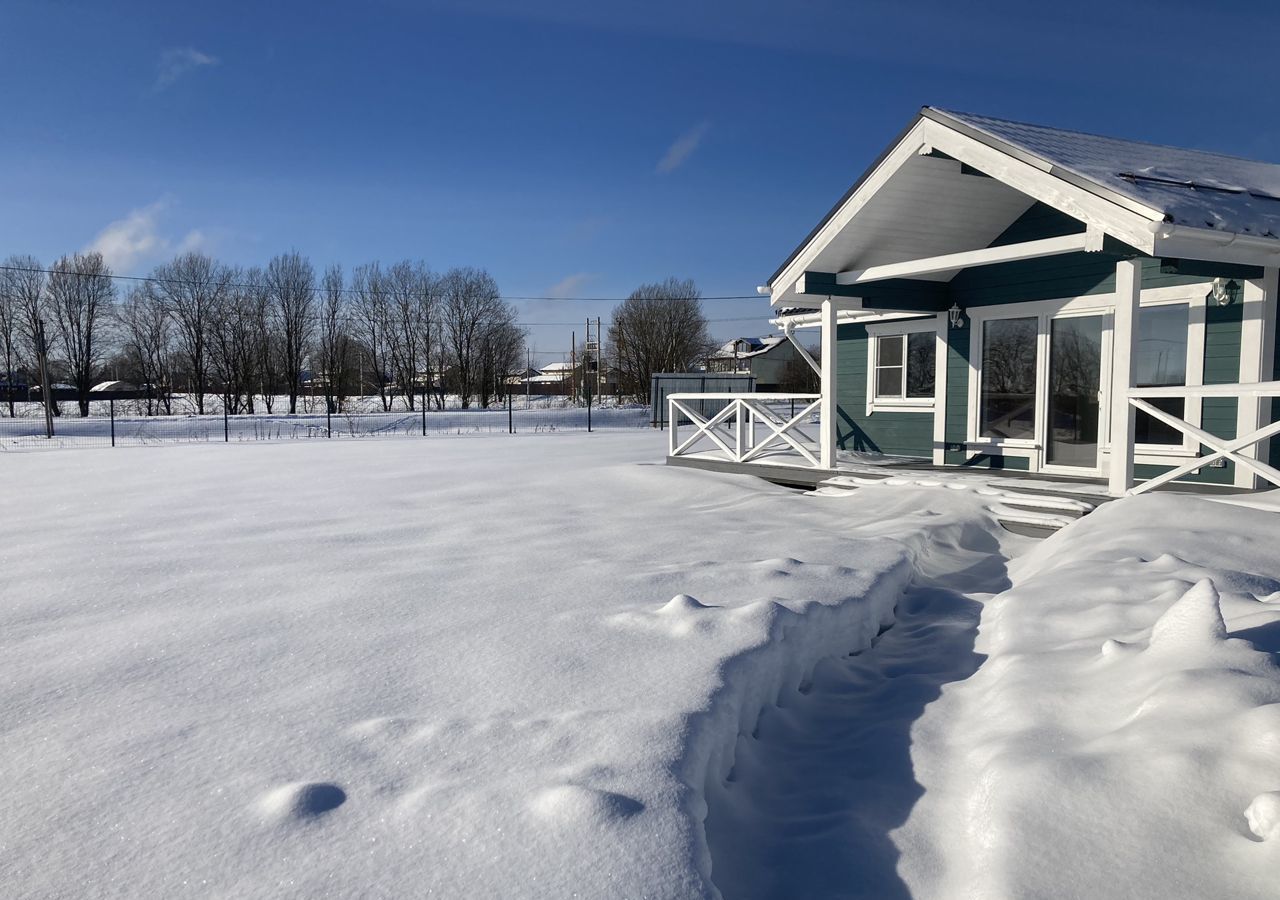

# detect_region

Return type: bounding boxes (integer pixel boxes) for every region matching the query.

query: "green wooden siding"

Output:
[835,322,934,458]
[830,201,1255,483]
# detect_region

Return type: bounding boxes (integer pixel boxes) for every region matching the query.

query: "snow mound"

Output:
[897,493,1280,899]
[529,784,645,825]
[1245,792,1280,841]
[1147,578,1228,653]
[661,593,713,614]
[257,782,347,824]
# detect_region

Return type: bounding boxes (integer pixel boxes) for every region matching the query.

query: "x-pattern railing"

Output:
[1126,381,1280,494]
[668,393,822,468]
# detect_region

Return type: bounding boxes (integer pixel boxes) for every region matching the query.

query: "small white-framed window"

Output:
[867,319,937,412]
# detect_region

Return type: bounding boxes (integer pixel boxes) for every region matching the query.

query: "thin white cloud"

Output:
[155,47,219,91]
[86,199,208,273]
[548,272,593,298]
[656,121,710,174]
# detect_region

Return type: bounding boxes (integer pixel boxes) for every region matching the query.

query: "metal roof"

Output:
[928,108,1280,238]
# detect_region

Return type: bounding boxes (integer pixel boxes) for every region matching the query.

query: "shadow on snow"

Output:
[703,528,1009,900]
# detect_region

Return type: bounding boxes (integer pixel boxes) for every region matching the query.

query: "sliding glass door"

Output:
[1046,315,1104,467]
[978,310,1107,471]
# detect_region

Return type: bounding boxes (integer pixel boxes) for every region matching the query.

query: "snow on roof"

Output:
[91,380,137,392]
[932,108,1280,239]
[711,335,787,359]
[539,361,575,374]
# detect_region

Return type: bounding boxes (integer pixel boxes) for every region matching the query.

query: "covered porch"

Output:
[666,108,1280,499]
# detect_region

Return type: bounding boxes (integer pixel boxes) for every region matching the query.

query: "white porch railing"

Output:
[1125,381,1280,494]
[667,392,822,468]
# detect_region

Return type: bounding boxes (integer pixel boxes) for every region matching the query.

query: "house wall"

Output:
[835,203,1254,484]
[835,322,934,458]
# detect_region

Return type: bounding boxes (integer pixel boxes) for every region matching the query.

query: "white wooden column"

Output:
[820,298,839,469]
[1108,259,1141,496]
[1237,267,1279,487]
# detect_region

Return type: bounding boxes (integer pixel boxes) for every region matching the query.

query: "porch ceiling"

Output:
[778,151,1036,299]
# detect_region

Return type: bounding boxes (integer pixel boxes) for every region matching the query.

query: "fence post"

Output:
[421,388,427,437]
[508,391,513,434]
[326,401,332,438]
[587,386,592,433]
[110,398,116,447]
[224,401,229,443]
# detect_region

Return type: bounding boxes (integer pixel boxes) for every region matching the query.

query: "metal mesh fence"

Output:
[0,396,651,452]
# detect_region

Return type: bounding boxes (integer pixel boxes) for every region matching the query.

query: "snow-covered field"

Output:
[2,431,1278,898]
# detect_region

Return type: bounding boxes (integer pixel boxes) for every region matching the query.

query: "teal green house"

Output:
[670,108,1280,497]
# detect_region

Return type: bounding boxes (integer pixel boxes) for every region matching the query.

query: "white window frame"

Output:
[964,284,1209,472]
[865,317,941,414]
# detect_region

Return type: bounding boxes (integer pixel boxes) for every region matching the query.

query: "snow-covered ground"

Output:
[2,431,1278,898]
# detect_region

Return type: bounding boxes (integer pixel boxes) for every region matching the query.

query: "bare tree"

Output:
[607,277,711,400]
[46,252,115,417]
[384,261,434,410]
[116,283,175,415]
[208,273,261,414]
[351,263,392,411]
[150,252,234,415]
[317,265,354,413]
[245,267,281,413]
[2,255,47,390]
[265,252,315,414]
[477,317,525,408]
[0,256,43,416]
[440,267,506,409]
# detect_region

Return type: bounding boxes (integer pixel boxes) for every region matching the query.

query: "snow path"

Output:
[703,495,1024,899]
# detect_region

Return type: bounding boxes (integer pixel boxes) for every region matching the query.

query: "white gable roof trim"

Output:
[769,108,1280,305]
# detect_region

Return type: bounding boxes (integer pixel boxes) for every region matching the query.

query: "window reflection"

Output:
[1135,304,1189,445]
[981,317,1037,440]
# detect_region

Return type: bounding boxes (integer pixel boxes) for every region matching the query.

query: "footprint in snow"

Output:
[257,781,347,824]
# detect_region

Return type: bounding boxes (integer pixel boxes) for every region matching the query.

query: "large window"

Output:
[1135,303,1190,445]
[980,317,1038,440]
[873,332,935,400]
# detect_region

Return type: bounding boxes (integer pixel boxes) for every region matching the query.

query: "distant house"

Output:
[538,361,575,380]
[706,336,801,391]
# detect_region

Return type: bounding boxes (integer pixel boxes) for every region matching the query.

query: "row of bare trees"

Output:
[0,251,525,417]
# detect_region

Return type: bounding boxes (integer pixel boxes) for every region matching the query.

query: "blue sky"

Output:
[2,0,1278,358]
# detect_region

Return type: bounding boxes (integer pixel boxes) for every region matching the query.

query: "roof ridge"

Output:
[928,106,1280,168]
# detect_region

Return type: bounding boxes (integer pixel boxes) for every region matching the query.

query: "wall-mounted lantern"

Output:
[1208,277,1239,306]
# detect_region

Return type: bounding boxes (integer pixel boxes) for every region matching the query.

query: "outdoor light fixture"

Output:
[1208,277,1238,306]
[948,303,966,328]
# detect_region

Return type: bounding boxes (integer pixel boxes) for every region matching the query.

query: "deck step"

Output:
[813,474,1104,537]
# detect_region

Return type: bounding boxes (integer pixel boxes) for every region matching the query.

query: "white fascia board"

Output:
[834,229,1100,285]
[1151,225,1280,268]
[918,119,1162,255]
[769,120,933,305]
